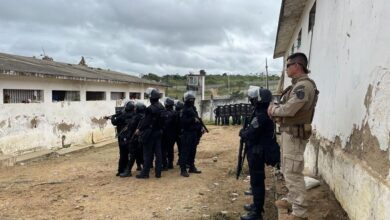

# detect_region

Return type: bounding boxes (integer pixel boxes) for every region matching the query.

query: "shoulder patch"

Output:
[294,85,306,100]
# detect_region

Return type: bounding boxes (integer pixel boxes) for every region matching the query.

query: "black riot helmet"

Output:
[183,91,196,106]
[135,102,146,113]
[145,87,161,102]
[247,86,273,106]
[164,97,174,108]
[175,100,184,111]
[125,100,135,112]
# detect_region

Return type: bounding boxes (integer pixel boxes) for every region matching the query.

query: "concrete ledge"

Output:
[56,145,94,155]
[0,138,116,168]
[93,138,117,148]
[15,149,55,164]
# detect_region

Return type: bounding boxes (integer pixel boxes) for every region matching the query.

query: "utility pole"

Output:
[265,58,269,89]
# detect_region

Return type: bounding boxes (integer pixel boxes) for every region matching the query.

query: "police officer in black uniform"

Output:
[110,101,135,176]
[224,105,230,125]
[239,87,276,220]
[179,91,203,177]
[175,100,184,165]
[136,88,164,179]
[235,103,242,125]
[119,102,146,177]
[230,104,237,125]
[214,106,221,125]
[161,97,176,170]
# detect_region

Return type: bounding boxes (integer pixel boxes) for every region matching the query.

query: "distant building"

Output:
[274,1,390,219]
[0,52,167,155]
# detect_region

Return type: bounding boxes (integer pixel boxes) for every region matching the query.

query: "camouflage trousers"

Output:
[281,132,308,218]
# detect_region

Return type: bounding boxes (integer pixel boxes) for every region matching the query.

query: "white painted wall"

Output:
[0,75,165,155]
[281,0,390,219]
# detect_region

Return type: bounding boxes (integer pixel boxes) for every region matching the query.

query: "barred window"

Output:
[110,92,125,100]
[3,89,44,103]
[52,90,80,102]
[129,92,141,99]
[86,91,106,101]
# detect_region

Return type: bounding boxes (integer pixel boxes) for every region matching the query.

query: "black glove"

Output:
[239,128,247,140]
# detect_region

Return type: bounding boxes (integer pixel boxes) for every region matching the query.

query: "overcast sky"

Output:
[0,0,282,76]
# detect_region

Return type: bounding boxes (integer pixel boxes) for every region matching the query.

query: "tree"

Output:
[142,73,161,82]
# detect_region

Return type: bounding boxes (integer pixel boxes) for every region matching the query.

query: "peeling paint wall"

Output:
[0,75,166,155]
[282,0,390,219]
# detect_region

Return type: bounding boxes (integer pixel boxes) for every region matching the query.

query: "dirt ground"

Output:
[0,126,349,220]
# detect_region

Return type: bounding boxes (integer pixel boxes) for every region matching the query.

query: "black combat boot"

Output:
[188,166,202,174]
[240,211,262,220]
[136,173,149,179]
[155,172,161,178]
[243,203,256,212]
[180,169,189,177]
[119,169,132,177]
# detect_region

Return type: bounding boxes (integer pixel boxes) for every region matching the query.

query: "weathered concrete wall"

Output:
[281,0,390,219]
[0,75,165,155]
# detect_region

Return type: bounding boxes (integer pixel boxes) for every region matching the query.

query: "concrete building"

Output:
[274,1,390,219]
[0,52,166,156]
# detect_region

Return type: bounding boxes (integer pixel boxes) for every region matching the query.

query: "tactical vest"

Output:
[280,77,319,126]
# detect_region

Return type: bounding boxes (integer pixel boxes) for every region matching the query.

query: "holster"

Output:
[280,124,312,140]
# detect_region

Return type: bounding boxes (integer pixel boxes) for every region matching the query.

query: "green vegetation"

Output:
[142,73,280,99]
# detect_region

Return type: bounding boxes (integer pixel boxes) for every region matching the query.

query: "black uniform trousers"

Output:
[128,141,143,171]
[118,138,129,173]
[179,131,198,169]
[140,130,162,176]
[162,133,176,168]
[247,145,265,213]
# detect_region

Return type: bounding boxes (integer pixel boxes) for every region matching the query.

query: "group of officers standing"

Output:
[105,52,316,220]
[214,103,254,126]
[108,88,205,179]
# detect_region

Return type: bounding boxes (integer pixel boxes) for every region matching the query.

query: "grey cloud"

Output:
[0,0,283,75]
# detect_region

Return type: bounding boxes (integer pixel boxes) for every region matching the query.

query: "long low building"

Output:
[0,52,167,156]
[273,1,390,219]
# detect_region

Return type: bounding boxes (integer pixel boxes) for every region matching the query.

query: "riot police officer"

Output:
[179,91,203,177]
[235,103,242,125]
[161,97,176,170]
[224,105,230,125]
[136,88,164,179]
[214,106,221,125]
[119,102,146,177]
[239,87,277,220]
[175,100,184,165]
[111,101,135,176]
[230,104,237,125]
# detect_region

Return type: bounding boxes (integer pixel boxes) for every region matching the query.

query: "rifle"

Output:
[195,115,209,133]
[190,107,209,133]
[236,110,254,180]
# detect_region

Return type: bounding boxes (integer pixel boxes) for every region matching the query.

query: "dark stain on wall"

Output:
[57,122,75,133]
[30,117,39,128]
[364,84,373,112]
[344,123,390,178]
[91,117,107,129]
[310,123,390,178]
[0,120,6,128]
